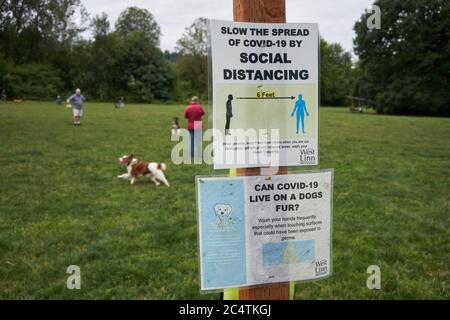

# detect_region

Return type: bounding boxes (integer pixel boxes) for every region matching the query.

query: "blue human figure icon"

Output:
[291,94,309,134]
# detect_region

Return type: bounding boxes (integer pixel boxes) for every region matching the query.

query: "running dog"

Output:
[118,154,169,186]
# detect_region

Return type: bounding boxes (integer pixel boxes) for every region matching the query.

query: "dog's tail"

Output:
[157,163,166,171]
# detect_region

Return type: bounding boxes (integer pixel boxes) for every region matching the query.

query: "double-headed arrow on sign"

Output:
[236,96,295,100]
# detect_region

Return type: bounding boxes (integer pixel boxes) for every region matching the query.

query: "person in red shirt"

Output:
[184,96,205,162]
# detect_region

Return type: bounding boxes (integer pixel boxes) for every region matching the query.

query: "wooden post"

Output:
[233,0,290,300]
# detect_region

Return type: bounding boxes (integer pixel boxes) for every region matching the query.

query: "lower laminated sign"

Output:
[196,169,333,291]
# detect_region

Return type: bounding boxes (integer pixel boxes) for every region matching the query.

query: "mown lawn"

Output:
[0,101,448,299]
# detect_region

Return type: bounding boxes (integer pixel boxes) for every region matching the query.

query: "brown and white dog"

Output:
[118,154,169,186]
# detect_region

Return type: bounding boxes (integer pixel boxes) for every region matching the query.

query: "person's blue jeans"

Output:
[189,129,202,162]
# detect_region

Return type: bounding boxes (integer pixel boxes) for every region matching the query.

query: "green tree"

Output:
[91,12,110,38]
[175,17,208,100]
[0,0,89,98]
[0,0,89,65]
[353,0,450,116]
[6,63,63,99]
[63,7,174,103]
[320,38,354,106]
[81,13,120,100]
[176,17,208,56]
[0,3,175,103]
[115,7,161,47]
[0,53,13,94]
[113,7,174,102]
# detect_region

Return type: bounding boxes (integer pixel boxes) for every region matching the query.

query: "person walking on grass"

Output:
[184,96,205,162]
[114,96,125,108]
[67,88,86,126]
[1,89,7,103]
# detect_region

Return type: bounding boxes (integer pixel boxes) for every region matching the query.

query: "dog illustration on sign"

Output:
[214,203,234,227]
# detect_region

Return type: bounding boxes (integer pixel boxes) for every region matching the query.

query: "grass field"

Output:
[0,101,448,299]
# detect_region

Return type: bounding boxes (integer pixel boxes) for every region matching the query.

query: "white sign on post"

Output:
[196,170,332,291]
[209,20,319,169]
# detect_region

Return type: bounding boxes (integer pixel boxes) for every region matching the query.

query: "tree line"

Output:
[353,0,449,116]
[0,2,352,105]
[0,1,448,115]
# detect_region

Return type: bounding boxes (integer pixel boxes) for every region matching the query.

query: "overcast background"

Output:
[83,0,374,56]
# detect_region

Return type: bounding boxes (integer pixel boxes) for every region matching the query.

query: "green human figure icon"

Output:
[291,94,309,134]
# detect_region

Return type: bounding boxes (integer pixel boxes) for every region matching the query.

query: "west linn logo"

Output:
[315,259,328,276]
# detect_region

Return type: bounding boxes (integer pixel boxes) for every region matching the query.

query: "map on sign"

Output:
[262,240,315,266]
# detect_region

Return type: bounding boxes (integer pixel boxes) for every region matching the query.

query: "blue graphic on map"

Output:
[262,240,315,266]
